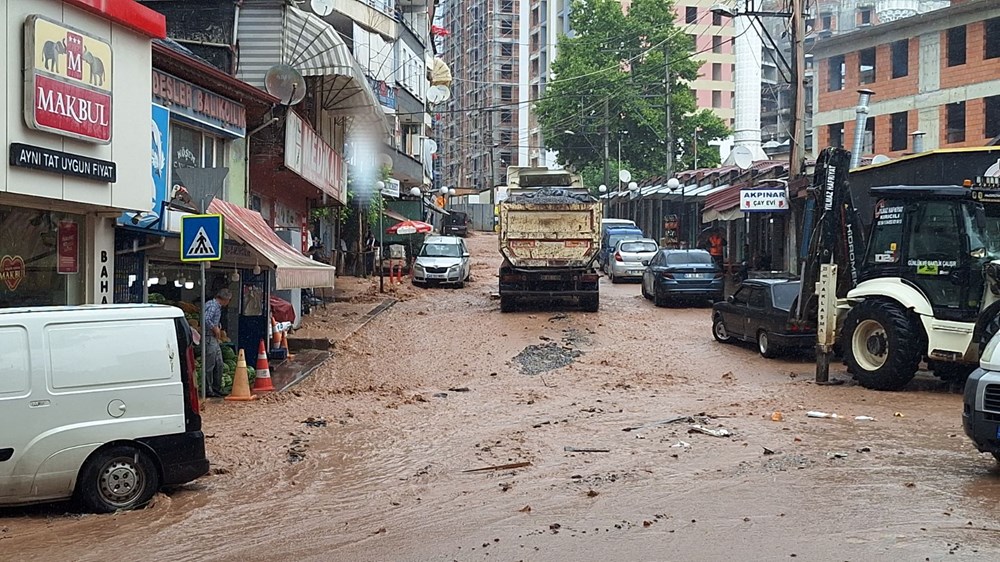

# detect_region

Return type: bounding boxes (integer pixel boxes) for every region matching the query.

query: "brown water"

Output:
[4,233,1000,561]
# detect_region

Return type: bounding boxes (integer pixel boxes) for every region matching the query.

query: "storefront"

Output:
[1,1,165,308]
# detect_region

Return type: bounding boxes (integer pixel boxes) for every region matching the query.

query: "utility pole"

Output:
[663,43,673,176]
[789,0,806,179]
[603,98,610,193]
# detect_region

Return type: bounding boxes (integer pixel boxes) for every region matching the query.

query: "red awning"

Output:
[208,199,336,289]
[704,182,747,212]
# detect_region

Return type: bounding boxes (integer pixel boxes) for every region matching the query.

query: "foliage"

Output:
[536,0,730,181]
[346,165,394,227]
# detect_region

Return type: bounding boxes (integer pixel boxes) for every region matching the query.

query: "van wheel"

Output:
[76,445,159,513]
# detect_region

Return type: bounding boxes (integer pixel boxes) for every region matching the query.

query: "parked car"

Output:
[711,279,814,358]
[600,218,637,238]
[964,334,1000,462]
[412,235,471,287]
[607,238,659,283]
[641,249,723,306]
[0,305,208,512]
[599,226,645,271]
[443,210,470,237]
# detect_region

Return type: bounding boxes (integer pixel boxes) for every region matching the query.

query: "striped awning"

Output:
[208,198,336,290]
[282,6,385,127]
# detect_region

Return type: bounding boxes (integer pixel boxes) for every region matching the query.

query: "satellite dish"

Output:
[732,146,753,170]
[618,169,632,183]
[425,139,438,154]
[871,154,891,165]
[264,64,307,106]
[427,85,448,105]
[310,0,335,16]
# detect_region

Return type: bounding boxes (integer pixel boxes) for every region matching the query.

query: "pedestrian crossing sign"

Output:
[180,214,223,262]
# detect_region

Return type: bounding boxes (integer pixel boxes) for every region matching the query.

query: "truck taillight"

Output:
[501,273,525,283]
[614,252,623,262]
[581,273,600,282]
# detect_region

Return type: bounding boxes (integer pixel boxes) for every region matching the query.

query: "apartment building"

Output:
[812,1,1000,157]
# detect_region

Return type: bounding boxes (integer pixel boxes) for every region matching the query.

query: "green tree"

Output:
[536,0,730,183]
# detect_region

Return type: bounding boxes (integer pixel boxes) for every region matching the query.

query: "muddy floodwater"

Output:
[5,233,1000,561]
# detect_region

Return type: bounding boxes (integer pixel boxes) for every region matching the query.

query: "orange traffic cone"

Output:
[225,349,256,401]
[271,318,281,347]
[252,339,275,393]
[281,331,295,361]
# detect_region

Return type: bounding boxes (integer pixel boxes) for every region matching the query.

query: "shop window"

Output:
[891,111,908,151]
[987,17,1000,59]
[686,6,697,24]
[828,55,845,91]
[828,123,844,147]
[0,206,87,307]
[859,47,876,84]
[947,26,966,66]
[170,123,228,202]
[986,95,1000,139]
[891,39,908,78]
[947,101,966,143]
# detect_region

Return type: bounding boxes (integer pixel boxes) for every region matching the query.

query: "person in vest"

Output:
[707,231,726,268]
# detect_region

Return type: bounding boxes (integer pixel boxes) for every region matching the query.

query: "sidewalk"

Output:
[272,276,399,391]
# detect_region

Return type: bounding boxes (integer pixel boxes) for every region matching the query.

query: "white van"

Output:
[0,305,208,512]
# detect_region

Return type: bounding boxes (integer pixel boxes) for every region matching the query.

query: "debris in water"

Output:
[301,416,327,427]
[688,425,732,437]
[857,447,872,453]
[763,447,777,455]
[806,411,839,419]
[622,415,694,432]
[904,482,916,488]
[670,441,691,448]
[463,461,532,473]
[771,411,783,422]
[448,387,471,392]
[894,412,905,417]
[586,489,599,498]
[432,392,448,399]
[827,452,848,459]
[564,446,610,453]
[373,527,386,535]
[643,520,653,527]
[519,505,532,513]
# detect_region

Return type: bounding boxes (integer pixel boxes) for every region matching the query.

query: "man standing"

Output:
[203,288,232,398]
[707,230,726,269]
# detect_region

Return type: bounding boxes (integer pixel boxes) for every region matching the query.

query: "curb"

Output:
[332,298,398,347]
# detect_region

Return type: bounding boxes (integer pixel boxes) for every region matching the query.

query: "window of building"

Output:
[828,123,843,147]
[863,118,875,154]
[531,32,539,50]
[858,7,872,25]
[500,131,511,145]
[712,36,723,54]
[947,101,966,143]
[500,0,513,13]
[686,6,698,24]
[947,25,966,66]
[859,47,876,84]
[500,109,512,123]
[712,63,722,81]
[500,18,513,36]
[500,43,513,57]
[0,205,88,307]
[986,95,1000,139]
[500,63,512,79]
[986,17,1000,59]
[713,12,722,26]
[821,14,832,30]
[891,39,908,78]
[891,111,908,151]
[499,151,512,166]
[531,7,539,27]
[500,85,512,101]
[688,34,697,49]
[712,90,722,108]
[531,59,539,77]
[828,54,845,91]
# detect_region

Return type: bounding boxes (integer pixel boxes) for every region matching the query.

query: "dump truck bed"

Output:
[498,201,602,269]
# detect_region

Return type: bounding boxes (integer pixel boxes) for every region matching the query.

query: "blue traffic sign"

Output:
[180,214,223,262]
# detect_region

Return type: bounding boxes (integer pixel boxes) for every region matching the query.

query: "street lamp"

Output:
[376,180,385,293]
[598,184,607,218]
[410,186,424,223]
[666,177,682,246]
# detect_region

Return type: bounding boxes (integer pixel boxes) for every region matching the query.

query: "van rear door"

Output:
[0,323,34,499]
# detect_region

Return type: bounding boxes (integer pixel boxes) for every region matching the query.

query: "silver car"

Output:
[607,238,659,283]
[412,235,472,287]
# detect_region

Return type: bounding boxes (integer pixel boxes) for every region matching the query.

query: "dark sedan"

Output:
[641,249,724,307]
[711,279,815,358]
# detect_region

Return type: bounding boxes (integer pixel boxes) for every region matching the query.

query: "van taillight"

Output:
[187,346,200,412]
[660,272,674,279]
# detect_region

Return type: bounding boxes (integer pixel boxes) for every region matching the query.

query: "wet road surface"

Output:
[4,233,1000,561]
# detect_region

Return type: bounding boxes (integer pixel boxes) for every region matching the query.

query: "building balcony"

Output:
[389,147,426,186]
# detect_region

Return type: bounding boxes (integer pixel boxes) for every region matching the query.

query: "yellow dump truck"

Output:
[497,167,602,312]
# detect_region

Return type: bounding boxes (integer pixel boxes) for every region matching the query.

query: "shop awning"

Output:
[422,196,450,215]
[208,199,336,289]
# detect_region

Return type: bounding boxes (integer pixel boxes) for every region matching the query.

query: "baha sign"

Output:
[24,15,114,144]
[740,188,788,212]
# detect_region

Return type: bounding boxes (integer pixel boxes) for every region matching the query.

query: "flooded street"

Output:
[5,232,1000,561]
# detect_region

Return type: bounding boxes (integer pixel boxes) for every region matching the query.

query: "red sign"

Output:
[58,221,80,274]
[33,75,112,143]
[301,215,309,254]
[1,256,26,291]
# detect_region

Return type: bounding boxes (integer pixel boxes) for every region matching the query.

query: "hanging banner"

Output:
[57,220,79,274]
[740,189,788,212]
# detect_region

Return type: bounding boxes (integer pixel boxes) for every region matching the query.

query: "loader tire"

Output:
[844,299,922,391]
[975,300,1000,357]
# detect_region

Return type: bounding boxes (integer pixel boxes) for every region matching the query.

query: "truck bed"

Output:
[498,202,601,269]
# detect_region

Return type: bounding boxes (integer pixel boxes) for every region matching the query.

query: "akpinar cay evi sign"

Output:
[24,15,113,144]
